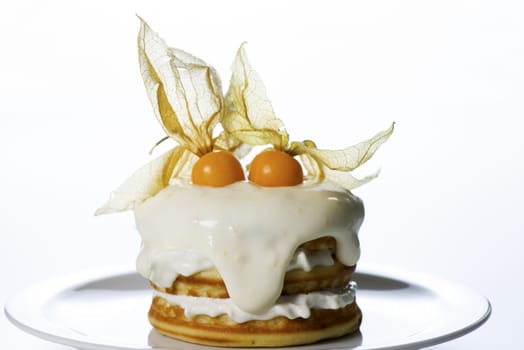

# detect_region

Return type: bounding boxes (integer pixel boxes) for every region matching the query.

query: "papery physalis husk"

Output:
[223,44,394,190]
[95,147,198,215]
[213,130,252,159]
[137,17,223,156]
[289,123,394,188]
[96,18,238,215]
[223,44,289,150]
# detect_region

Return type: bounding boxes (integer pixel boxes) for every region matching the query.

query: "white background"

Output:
[1,0,523,349]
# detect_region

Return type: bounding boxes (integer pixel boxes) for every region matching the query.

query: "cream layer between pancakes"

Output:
[154,283,356,323]
[135,180,364,314]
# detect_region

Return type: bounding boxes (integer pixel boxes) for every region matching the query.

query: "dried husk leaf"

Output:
[292,123,393,189]
[223,44,288,149]
[323,167,379,190]
[138,17,223,156]
[299,152,324,182]
[289,123,394,171]
[165,146,199,181]
[213,130,252,159]
[300,152,377,190]
[95,147,196,215]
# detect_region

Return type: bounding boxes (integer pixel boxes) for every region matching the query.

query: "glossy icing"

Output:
[135,181,364,314]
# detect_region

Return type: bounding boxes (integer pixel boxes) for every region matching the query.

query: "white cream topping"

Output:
[135,181,364,314]
[287,248,334,272]
[154,283,356,323]
[144,249,214,288]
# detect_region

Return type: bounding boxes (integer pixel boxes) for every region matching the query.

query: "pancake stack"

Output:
[148,237,362,347]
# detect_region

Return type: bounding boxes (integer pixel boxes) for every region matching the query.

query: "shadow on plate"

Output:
[72,271,411,293]
[353,272,410,291]
[74,272,148,292]
[148,328,363,349]
[72,271,411,294]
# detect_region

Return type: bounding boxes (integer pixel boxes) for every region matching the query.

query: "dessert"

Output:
[97,17,393,347]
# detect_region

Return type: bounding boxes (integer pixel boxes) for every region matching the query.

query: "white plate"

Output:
[4,265,490,350]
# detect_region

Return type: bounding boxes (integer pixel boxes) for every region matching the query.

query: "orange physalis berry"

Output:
[248,150,303,187]
[192,151,245,187]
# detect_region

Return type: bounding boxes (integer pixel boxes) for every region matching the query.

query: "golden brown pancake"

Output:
[149,297,361,347]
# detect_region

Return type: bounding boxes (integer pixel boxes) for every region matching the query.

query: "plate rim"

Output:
[4,264,491,350]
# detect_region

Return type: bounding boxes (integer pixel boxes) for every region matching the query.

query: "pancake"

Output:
[149,297,361,347]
